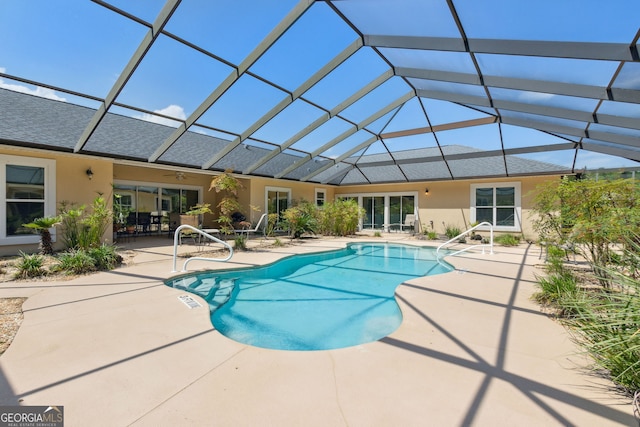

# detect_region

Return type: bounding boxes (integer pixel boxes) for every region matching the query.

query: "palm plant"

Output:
[22,216,61,255]
[282,204,318,239]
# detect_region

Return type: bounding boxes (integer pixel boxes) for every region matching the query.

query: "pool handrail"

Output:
[436,221,494,262]
[172,225,234,272]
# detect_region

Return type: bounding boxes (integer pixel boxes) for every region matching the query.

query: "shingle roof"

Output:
[0,87,568,182]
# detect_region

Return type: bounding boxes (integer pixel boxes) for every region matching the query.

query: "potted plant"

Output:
[184,203,213,228]
[112,193,129,235]
[125,216,136,234]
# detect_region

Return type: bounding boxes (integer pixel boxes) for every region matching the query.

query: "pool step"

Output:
[207,278,236,311]
[188,278,218,297]
[168,276,222,300]
[171,276,201,291]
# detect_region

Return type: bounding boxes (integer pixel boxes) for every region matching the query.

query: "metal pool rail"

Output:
[172,225,233,272]
[436,221,494,262]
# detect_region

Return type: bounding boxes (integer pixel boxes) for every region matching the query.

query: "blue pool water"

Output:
[165,243,453,351]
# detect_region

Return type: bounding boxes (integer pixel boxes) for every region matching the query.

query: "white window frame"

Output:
[1,155,57,245]
[315,188,326,207]
[470,182,521,232]
[114,180,203,214]
[265,186,291,215]
[338,191,419,232]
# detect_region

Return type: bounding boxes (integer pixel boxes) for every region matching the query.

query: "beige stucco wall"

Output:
[336,175,560,240]
[1,147,113,256]
[111,169,335,228]
[244,176,335,220]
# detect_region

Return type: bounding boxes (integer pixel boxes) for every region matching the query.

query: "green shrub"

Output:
[234,235,247,251]
[266,213,280,237]
[534,270,578,306]
[544,244,568,275]
[317,199,364,236]
[282,201,318,239]
[562,275,640,393]
[444,224,462,239]
[14,252,46,279]
[56,250,96,275]
[88,244,122,270]
[425,231,438,240]
[531,177,640,288]
[536,236,640,394]
[494,234,520,246]
[272,237,284,247]
[59,195,111,250]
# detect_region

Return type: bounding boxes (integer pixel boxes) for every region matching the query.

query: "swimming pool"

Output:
[165,242,453,351]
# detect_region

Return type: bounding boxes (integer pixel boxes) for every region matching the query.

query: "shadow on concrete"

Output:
[384,245,635,426]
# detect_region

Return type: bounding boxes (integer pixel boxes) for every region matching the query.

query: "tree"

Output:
[531,176,640,287]
[209,170,244,235]
[22,216,61,255]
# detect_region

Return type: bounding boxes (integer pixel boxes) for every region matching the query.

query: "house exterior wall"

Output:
[0,147,113,256]
[112,164,223,228]
[335,175,558,240]
[0,146,558,256]
[243,176,335,222]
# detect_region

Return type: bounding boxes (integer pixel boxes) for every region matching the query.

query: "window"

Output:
[470,182,521,231]
[338,191,418,232]
[315,189,326,207]
[1,155,56,245]
[114,183,200,216]
[266,187,290,224]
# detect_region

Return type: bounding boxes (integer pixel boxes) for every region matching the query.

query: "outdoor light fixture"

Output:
[86,168,94,180]
[425,188,429,194]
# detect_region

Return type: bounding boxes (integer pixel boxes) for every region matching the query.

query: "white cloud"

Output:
[577,150,638,170]
[0,67,67,101]
[3,83,67,102]
[136,104,186,127]
[517,91,554,102]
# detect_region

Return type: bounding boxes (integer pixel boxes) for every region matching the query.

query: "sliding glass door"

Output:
[340,192,418,232]
[114,182,200,233]
[362,196,385,230]
[389,195,415,229]
[267,188,290,228]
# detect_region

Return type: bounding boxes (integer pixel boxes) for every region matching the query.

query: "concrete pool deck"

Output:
[0,234,635,426]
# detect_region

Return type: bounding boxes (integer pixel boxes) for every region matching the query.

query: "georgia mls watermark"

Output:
[0,406,63,427]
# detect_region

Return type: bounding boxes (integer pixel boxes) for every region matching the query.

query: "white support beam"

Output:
[275,91,413,178]
[404,67,612,100]
[74,0,181,153]
[366,35,636,61]
[148,0,315,164]
[243,69,394,174]
[201,38,362,170]
[380,116,497,139]
[301,135,378,181]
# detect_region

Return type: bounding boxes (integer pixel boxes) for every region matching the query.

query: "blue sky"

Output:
[1,0,639,170]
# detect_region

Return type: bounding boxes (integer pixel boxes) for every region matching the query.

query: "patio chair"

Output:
[137,212,152,236]
[400,214,415,232]
[168,213,201,243]
[167,213,180,238]
[234,213,268,237]
[538,239,577,264]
